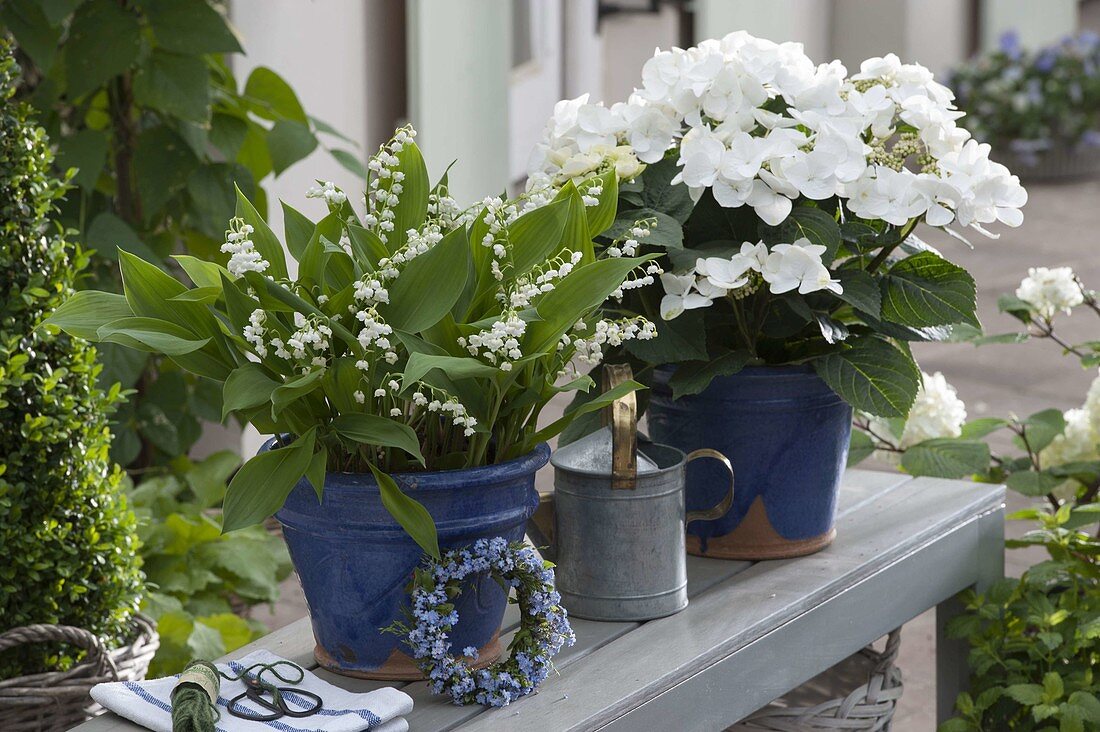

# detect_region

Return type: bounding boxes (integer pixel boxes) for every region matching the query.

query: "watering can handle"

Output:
[602,364,638,490]
[684,449,735,525]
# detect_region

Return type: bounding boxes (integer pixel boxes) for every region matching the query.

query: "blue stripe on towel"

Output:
[122,681,229,732]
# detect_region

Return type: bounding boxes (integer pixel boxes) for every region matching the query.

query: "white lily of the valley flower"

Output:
[761,239,842,295]
[659,272,714,320]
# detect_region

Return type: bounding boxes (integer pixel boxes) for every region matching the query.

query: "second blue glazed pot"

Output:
[647,365,851,559]
[272,439,549,679]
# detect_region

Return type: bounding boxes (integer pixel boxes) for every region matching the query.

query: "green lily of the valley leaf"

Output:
[331,414,426,465]
[525,255,657,353]
[270,370,324,418]
[221,364,281,420]
[234,185,289,280]
[401,353,500,391]
[379,226,470,332]
[222,428,317,532]
[527,380,646,448]
[368,462,440,560]
[43,291,133,340]
[97,317,212,355]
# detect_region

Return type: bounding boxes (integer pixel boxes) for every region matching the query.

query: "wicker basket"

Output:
[730,628,903,731]
[0,615,159,732]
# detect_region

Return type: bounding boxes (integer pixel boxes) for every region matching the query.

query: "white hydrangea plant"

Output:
[529,32,1028,416]
[46,126,659,557]
[851,265,1100,512]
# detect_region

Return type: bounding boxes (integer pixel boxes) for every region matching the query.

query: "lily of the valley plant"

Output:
[528,32,1028,417]
[47,127,658,557]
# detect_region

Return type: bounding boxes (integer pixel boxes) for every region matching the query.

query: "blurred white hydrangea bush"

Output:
[852,264,1100,510]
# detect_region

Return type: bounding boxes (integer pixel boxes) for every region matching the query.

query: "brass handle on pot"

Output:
[602,363,638,491]
[684,449,735,525]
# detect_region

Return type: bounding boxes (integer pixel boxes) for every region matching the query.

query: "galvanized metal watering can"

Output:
[531,364,735,621]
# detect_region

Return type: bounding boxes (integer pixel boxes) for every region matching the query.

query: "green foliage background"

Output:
[126,450,291,677]
[0,0,352,672]
[3,0,361,468]
[847,281,1100,730]
[0,39,142,679]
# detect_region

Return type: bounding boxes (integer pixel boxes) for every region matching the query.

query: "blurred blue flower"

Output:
[1034,49,1058,73]
[1000,30,1023,60]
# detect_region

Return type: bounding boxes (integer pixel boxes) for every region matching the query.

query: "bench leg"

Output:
[936,506,1005,725]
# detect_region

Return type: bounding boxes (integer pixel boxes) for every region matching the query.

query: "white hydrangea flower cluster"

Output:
[660,238,841,320]
[1015,266,1083,320]
[570,317,658,367]
[1041,370,1100,468]
[1041,407,1098,469]
[528,33,1027,234]
[364,126,416,243]
[460,315,527,372]
[269,312,333,374]
[525,93,647,191]
[306,180,348,206]
[221,218,269,277]
[867,371,967,456]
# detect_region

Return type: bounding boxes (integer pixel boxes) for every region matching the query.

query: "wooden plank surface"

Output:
[71,470,997,732]
[605,506,1004,731]
[457,477,1003,731]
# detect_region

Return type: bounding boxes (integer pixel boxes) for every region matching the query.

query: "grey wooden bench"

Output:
[75,470,1004,731]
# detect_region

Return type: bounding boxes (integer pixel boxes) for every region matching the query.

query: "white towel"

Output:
[90,650,414,732]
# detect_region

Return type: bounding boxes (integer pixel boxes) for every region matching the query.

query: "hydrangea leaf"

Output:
[815,337,919,418]
[900,438,990,479]
[882,252,979,329]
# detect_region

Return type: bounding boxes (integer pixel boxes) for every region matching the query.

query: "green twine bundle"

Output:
[171,660,220,732]
[170,659,308,731]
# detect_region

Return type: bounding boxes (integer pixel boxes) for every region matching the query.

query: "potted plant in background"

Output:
[47,126,657,679]
[0,41,153,730]
[849,267,1100,731]
[528,32,1027,559]
[949,30,1100,180]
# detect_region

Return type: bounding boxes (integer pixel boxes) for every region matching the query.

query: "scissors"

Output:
[226,674,324,721]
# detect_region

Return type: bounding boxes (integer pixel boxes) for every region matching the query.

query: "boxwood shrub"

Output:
[0,40,143,679]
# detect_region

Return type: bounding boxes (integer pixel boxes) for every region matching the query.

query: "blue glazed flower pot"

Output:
[270,439,550,679]
[647,365,852,559]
